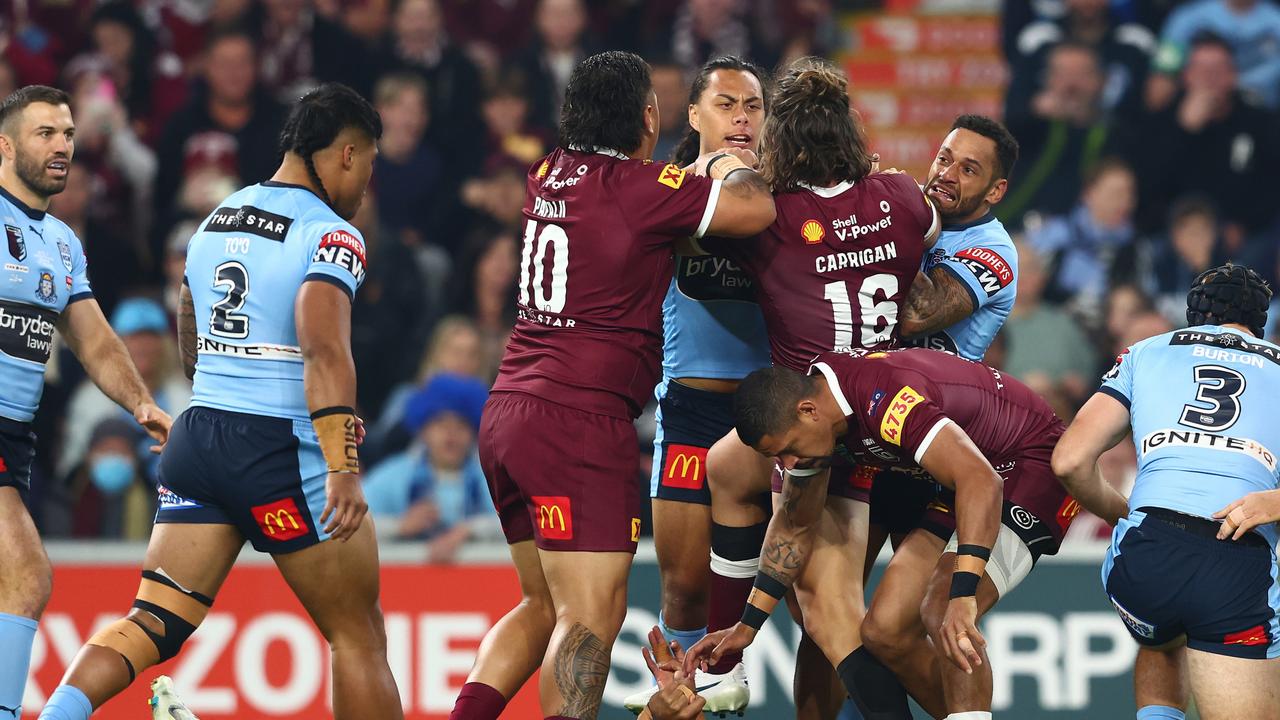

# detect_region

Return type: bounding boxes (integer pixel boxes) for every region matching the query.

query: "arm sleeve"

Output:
[68,232,93,303]
[1099,343,1140,409]
[936,244,1016,308]
[304,221,368,301]
[614,161,723,241]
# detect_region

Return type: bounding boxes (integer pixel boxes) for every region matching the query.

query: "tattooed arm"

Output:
[900,266,977,339]
[758,467,831,590]
[177,283,197,380]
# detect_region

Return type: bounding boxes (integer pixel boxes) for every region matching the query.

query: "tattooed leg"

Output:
[551,622,610,719]
[536,550,632,719]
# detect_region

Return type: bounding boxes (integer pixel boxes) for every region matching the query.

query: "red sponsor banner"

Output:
[531,496,573,540]
[251,498,309,542]
[319,230,366,265]
[661,444,709,490]
[25,565,538,719]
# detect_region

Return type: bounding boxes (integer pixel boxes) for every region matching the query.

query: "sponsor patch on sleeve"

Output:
[657,163,686,190]
[953,247,1013,297]
[1103,348,1129,380]
[879,386,923,446]
[312,229,367,283]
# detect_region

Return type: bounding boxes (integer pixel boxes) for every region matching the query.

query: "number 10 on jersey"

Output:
[519,219,569,313]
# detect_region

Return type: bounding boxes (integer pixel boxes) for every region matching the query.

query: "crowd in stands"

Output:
[5,0,1279,547]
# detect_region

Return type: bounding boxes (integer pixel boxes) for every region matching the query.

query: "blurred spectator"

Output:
[49,166,146,317]
[0,57,16,98]
[1138,196,1224,325]
[64,61,159,248]
[458,158,528,234]
[767,0,837,65]
[1005,0,1155,119]
[378,0,485,184]
[350,187,444,417]
[1103,282,1159,356]
[46,419,156,540]
[363,373,499,560]
[153,27,285,257]
[1,3,70,87]
[334,0,393,44]
[513,0,594,134]
[447,221,519,377]
[1136,33,1279,237]
[650,59,689,162]
[438,0,538,71]
[1000,42,1134,230]
[162,220,201,316]
[371,72,443,243]
[1148,0,1280,110]
[1026,157,1138,321]
[254,0,378,102]
[659,0,762,77]
[1003,243,1097,418]
[57,299,191,485]
[479,69,549,166]
[77,2,188,144]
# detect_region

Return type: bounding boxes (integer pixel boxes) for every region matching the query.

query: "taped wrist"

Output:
[709,154,751,181]
[741,573,787,630]
[949,571,981,598]
[311,406,360,474]
[954,543,990,576]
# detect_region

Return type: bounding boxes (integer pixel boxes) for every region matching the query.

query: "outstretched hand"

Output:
[682,623,756,676]
[642,626,704,720]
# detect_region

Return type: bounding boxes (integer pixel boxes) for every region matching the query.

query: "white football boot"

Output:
[622,662,750,717]
[149,676,199,720]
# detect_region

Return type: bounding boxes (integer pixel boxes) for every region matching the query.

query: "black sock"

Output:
[837,647,914,720]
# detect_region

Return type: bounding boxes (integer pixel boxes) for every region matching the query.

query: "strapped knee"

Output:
[87,570,212,680]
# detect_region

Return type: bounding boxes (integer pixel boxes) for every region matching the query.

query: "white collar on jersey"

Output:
[567,144,629,160]
[796,180,857,198]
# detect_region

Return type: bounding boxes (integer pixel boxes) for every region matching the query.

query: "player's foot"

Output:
[149,676,200,720]
[622,662,750,717]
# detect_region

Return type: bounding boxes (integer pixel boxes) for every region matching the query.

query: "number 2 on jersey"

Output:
[823,273,900,349]
[210,261,250,338]
[519,219,569,313]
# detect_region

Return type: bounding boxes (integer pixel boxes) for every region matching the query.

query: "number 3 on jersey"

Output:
[823,273,899,350]
[519,219,569,313]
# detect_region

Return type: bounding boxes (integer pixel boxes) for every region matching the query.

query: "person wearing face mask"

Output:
[44,419,151,541]
[362,372,497,563]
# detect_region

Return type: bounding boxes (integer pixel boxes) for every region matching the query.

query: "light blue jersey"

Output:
[0,187,93,421]
[659,255,770,382]
[1101,325,1280,548]
[186,181,366,422]
[910,213,1017,361]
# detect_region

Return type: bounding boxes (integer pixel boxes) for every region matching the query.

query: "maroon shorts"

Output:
[919,444,1078,560]
[769,458,874,503]
[480,391,641,553]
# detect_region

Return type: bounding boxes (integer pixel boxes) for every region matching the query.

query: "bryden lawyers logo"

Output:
[662,444,708,490]
[532,495,573,540]
[801,219,825,244]
[252,497,309,541]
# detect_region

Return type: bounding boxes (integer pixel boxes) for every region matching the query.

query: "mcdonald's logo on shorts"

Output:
[252,497,309,542]
[1056,497,1082,531]
[662,444,708,490]
[532,496,574,540]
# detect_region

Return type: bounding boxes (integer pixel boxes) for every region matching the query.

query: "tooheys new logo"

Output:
[954,247,1013,297]
[313,230,366,283]
[0,299,57,363]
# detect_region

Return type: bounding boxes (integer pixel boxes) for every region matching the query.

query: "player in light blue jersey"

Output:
[0,85,173,720]
[625,56,770,716]
[841,115,1024,720]
[40,84,404,720]
[1054,264,1280,720]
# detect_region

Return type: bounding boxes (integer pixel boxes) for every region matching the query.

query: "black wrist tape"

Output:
[956,544,992,561]
[753,573,788,601]
[949,571,981,598]
[741,603,769,631]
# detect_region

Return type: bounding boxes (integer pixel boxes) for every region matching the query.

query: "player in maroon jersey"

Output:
[448,51,776,720]
[687,348,1102,720]
[688,58,939,716]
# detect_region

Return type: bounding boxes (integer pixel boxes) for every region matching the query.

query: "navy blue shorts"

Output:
[648,381,736,505]
[1104,507,1280,659]
[0,416,35,494]
[155,406,331,554]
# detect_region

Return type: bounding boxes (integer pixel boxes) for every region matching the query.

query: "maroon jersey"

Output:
[492,148,721,419]
[810,348,1075,544]
[702,173,936,371]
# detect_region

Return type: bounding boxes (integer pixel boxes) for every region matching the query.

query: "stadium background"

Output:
[5,0,1278,716]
